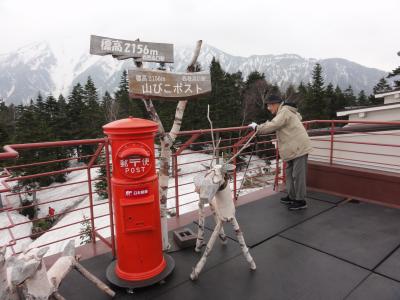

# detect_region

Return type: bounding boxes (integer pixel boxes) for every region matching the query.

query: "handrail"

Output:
[1,119,399,257]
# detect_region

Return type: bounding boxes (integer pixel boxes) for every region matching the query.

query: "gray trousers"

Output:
[285,154,308,201]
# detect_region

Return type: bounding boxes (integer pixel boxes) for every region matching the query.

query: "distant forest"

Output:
[0,58,395,149]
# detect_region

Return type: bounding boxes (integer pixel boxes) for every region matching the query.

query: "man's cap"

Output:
[266,95,283,104]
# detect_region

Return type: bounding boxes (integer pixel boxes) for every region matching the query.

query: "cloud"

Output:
[0,0,399,70]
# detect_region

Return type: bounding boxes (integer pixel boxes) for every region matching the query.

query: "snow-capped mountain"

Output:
[0,41,388,105]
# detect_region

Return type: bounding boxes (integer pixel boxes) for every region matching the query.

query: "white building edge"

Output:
[309,89,400,173]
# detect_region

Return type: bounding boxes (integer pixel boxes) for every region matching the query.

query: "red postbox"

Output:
[104,117,174,289]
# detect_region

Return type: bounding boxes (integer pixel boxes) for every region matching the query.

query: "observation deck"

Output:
[1,120,400,299]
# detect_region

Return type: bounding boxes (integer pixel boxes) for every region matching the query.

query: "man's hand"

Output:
[248,122,258,131]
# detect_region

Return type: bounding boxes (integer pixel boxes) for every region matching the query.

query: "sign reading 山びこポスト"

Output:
[128,69,211,100]
[90,35,174,63]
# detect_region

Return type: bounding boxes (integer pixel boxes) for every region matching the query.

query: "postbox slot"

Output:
[118,147,149,159]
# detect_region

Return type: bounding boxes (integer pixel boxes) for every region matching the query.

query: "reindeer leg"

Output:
[190,220,222,280]
[195,200,206,252]
[210,203,227,245]
[229,217,256,270]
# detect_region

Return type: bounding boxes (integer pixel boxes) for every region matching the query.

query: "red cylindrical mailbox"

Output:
[104,117,173,288]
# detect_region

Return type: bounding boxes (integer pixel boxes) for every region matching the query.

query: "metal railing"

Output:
[1,119,399,257]
[305,120,400,173]
[0,139,115,257]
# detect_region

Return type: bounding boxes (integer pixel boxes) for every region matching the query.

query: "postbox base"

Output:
[106,254,175,289]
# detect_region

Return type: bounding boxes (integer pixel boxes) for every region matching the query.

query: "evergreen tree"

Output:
[299,63,327,121]
[343,86,357,107]
[83,77,103,136]
[333,86,347,119]
[101,91,117,122]
[0,100,16,148]
[94,150,108,199]
[324,83,337,119]
[66,83,87,161]
[44,94,69,182]
[357,90,369,106]
[67,83,86,140]
[13,95,67,187]
[373,77,392,94]
[204,59,243,129]
[54,95,70,140]
[369,77,391,105]
[387,62,400,88]
[115,70,146,119]
[80,77,104,161]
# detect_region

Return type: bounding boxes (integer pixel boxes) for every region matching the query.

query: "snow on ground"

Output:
[1,150,273,257]
[0,211,32,257]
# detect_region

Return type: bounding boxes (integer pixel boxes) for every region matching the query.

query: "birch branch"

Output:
[187,40,203,72]
[74,262,116,298]
[167,40,203,142]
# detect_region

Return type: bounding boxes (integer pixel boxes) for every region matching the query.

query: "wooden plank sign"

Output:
[128,69,211,100]
[90,35,174,63]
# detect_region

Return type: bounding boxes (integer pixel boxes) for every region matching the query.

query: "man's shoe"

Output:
[288,200,307,210]
[280,195,294,205]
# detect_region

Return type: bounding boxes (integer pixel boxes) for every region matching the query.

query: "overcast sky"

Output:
[1,0,399,71]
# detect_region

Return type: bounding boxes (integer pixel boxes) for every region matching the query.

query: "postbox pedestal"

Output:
[106,255,174,289]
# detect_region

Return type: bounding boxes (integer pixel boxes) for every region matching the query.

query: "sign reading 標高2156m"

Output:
[90,35,174,63]
[128,69,211,100]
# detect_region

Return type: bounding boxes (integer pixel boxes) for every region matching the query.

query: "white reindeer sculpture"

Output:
[190,107,257,280]
[190,164,256,280]
[0,241,115,300]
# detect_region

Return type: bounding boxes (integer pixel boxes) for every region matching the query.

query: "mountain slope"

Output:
[0,41,388,105]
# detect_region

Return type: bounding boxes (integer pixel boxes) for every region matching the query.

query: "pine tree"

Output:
[324,83,336,119]
[83,76,103,137]
[333,86,347,120]
[54,95,70,140]
[115,70,146,119]
[0,100,16,148]
[369,77,391,105]
[80,77,104,162]
[101,91,118,122]
[207,58,243,129]
[67,83,86,140]
[373,77,391,94]
[300,63,327,121]
[343,86,357,107]
[44,95,69,183]
[79,215,93,245]
[66,83,87,161]
[387,62,400,88]
[94,150,108,199]
[357,90,369,106]
[208,58,226,128]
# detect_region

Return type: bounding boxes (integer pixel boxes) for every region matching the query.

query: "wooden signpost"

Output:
[90,35,207,251]
[128,69,211,100]
[90,35,174,63]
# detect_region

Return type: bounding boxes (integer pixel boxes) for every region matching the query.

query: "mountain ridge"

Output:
[0,41,388,105]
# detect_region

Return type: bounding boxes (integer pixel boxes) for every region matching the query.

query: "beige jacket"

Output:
[257,104,313,161]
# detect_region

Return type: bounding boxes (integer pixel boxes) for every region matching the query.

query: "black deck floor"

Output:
[59,192,400,300]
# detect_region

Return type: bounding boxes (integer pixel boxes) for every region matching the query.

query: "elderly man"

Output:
[249,95,312,210]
